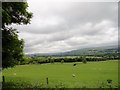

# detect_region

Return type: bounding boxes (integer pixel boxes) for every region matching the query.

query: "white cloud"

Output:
[12,1,118,54]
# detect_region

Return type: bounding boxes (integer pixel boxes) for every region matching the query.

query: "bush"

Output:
[46,59,50,63]
[50,59,54,64]
[61,60,64,64]
[82,58,87,64]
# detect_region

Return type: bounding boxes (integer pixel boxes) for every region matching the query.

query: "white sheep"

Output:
[72,74,75,77]
[13,73,16,75]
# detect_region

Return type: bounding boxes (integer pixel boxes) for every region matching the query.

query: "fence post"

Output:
[46,77,48,85]
[2,76,5,83]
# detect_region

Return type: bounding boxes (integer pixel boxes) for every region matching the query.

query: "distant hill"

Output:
[58,45,118,56]
[26,45,118,56]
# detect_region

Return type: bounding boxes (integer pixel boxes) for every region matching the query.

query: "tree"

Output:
[61,60,64,64]
[50,59,54,64]
[2,2,32,28]
[82,57,87,64]
[2,2,32,68]
[2,28,24,68]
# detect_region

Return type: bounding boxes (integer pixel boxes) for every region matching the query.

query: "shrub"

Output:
[46,59,50,63]
[61,60,64,64]
[50,59,54,64]
[82,58,87,64]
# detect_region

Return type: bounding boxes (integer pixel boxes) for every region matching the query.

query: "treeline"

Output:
[18,55,119,65]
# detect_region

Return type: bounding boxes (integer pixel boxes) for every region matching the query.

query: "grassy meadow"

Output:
[2,60,118,88]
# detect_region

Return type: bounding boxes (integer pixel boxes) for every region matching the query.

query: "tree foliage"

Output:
[2,28,24,68]
[2,2,32,28]
[2,2,32,68]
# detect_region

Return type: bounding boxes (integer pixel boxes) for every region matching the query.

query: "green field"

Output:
[2,60,118,88]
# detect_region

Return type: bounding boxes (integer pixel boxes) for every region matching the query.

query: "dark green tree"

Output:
[61,60,64,64]
[82,57,87,64]
[2,2,32,68]
[2,2,32,28]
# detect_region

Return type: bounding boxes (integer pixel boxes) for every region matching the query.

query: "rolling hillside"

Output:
[27,45,118,56]
[58,45,118,56]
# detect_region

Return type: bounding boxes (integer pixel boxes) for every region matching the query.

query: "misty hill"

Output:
[27,45,118,56]
[57,45,118,56]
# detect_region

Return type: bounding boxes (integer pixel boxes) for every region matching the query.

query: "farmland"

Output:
[2,1,119,89]
[2,60,118,88]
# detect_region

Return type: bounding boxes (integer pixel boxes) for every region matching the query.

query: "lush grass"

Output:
[2,60,118,88]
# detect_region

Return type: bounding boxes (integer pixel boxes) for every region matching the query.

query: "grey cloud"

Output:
[12,1,118,54]
[62,2,117,24]
[14,2,117,34]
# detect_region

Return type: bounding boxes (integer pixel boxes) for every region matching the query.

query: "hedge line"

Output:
[18,56,119,65]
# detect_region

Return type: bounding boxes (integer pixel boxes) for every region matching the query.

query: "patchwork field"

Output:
[2,60,118,88]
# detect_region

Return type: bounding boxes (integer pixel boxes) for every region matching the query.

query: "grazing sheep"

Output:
[73,63,76,66]
[72,74,75,77]
[13,73,16,75]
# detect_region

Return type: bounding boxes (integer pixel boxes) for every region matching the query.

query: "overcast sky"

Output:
[12,0,118,54]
